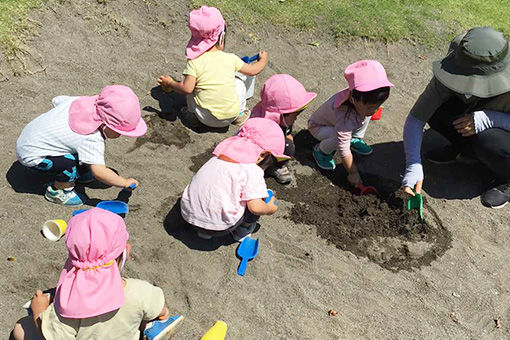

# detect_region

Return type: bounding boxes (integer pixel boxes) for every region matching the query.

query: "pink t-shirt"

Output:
[181,157,268,231]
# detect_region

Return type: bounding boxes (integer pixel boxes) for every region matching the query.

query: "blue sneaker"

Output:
[350,138,373,155]
[312,145,335,170]
[144,315,183,340]
[45,186,84,206]
[77,171,95,184]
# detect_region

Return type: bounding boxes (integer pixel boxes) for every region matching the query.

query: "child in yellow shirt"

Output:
[158,6,268,129]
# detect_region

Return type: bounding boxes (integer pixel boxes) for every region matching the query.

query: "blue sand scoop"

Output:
[72,184,136,216]
[237,236,259,276]
[241,54,259,63]
[264,189,274,203]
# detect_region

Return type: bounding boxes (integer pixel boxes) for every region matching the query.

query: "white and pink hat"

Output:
[68,85,147,137]
[185,6,225,60]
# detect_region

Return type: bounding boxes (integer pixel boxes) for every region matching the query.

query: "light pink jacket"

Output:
[308,89,368,158]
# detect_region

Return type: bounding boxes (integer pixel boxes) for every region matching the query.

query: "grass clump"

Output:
[0,0,43,55]
[192,0,509,45]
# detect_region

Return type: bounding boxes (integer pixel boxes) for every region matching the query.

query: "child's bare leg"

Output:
[53,180,75,190]
[12,316,42,340]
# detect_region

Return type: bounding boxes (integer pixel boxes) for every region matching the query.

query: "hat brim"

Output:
[213,137,290,164]
[107,116,147,137]
[432,55,510,98]
[186,36,218,60]
[279,92,318,114]
[355,81,395,92]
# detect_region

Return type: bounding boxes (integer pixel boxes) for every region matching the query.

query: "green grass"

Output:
[0,0,43,55]
[192,0,509,45]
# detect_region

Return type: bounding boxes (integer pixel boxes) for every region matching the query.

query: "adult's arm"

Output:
[402,114,426,190]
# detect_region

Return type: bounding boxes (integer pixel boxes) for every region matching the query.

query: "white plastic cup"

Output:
[42,219,67,241]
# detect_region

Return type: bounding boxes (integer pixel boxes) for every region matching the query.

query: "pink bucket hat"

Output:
[213,118,290,164]
[344,60,394,92]
[54,208,129,318]
[68,85,147,137]
[251,74,317,124]
[186,6,225,60]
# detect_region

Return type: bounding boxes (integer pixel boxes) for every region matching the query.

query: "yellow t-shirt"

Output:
[183,50,245,120]
[40,278,165,340]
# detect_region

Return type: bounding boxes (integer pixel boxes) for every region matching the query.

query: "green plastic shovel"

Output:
[407,192,423,221]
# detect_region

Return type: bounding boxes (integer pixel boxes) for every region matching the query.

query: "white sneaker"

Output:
[45,186,84,206]
[232,223,257,242]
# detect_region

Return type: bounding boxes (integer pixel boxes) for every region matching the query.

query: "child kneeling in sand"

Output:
[250,74,316,184]
[180,118,285,241]
[16,85,146,206]
[158,6,268,129]
[11,208,183,340]
[308,60,393,187]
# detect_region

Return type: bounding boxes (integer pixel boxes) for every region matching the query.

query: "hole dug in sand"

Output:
[277,173,452,272]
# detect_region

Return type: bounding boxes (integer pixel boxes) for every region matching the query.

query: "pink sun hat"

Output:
[251,74,317,124]
[54,208,129,318]
[186,6,225,60]
[68,85,147,137]
[213,118,290,164]
[343,60,394,92]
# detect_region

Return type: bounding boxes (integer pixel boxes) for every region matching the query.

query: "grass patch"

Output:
[0,0,43,55]
[192,0,509,45]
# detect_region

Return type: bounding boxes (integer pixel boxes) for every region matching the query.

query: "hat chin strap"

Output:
[120,249,127,272]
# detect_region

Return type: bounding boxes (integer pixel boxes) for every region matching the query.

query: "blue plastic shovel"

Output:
[264,189,274,203]
[237,237,259,276]
[72,184,136,216]
[241,54,259,63]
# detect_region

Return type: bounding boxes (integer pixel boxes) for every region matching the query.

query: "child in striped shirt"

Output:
[16,85,146,206]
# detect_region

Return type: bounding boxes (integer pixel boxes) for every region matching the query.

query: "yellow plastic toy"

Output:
[201,320,227,340]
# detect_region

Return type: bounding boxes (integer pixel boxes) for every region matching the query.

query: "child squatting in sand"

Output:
[158,6,268,129]
[180,118,286,241]
[12,208,183,340]
[308,60,394,187]
[16,85,146,206]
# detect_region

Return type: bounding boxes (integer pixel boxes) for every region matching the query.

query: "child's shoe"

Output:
[144,315,184,340]
[267,165,292,184]
[45,186,83,206]
[232,109,251,126]
[350,138,373,155]
[77,171,95,184]
[312,145,336,170]
[233,223,256,242]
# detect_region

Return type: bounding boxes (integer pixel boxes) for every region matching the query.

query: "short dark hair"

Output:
[351,87,390,105]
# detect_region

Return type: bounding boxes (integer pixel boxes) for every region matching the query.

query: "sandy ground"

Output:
[2,1,510,339]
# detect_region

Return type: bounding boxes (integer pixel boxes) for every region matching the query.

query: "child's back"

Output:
[183,50,245,120]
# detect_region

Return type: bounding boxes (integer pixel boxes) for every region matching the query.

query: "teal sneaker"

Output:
[45,186,83,206]
[312,144,336,170]
[350,138,373,155]
[144,315,183,340]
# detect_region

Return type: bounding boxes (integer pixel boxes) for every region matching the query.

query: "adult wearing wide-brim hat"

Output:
[403,26,510,208]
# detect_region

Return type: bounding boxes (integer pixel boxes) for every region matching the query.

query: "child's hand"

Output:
[30,290,50,317]
[258,50,268,61]
[157,75,174,91]
[124,178,139,189]
[347,172,361,187]
[266,196,278,213]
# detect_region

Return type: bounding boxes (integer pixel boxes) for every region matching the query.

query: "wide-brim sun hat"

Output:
[251,74,317,124]
[344,60,394,92]
[213,117,290,164]
[69,85,147,137]
[185,6,225,60]
[54,208,129,318]
[432,26,510,98]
